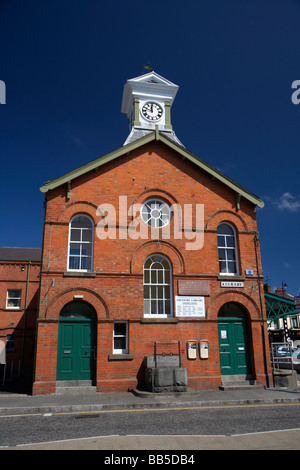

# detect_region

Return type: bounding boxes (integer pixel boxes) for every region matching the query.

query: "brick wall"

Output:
[0,261,40,377]
[33,141,272,394]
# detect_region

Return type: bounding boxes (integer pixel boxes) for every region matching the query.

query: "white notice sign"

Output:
[176,296,205,318]
[220,281,244,288]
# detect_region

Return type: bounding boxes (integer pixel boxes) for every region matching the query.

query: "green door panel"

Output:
[57,319,96,381]
[218,318,251,376]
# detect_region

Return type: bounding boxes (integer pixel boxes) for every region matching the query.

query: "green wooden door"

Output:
[218,317,251,375]
[57,318,96,381]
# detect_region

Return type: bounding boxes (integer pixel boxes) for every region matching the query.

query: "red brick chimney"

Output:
[264,283,271,293]
[275,287,286,296]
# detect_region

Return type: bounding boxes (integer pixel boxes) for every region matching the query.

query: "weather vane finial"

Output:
[144,61,153,73]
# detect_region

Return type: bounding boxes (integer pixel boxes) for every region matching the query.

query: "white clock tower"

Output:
[121,71,183,146]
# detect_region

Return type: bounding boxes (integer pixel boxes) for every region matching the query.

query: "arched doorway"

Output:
[218,302,252,376]
[56,301,97,381]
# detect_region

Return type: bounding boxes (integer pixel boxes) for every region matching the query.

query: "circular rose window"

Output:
[141,199,171,228]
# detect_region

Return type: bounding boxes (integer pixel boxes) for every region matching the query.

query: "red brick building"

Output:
[33,72,272,395]
[0,247,41,381]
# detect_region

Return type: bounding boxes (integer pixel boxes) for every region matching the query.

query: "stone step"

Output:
[55,380,97,395]
[219,374,264,391]
[219,383,264,391]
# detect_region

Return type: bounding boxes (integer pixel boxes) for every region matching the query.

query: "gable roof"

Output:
[40,129,264,208]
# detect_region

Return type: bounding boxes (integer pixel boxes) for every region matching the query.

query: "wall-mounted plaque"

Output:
[178,280,210,296]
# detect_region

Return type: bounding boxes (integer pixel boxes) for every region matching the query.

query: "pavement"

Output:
[0,383,300,416]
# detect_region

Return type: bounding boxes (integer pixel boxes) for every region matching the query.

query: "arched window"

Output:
[143,254,172,317]
[217,223,239,275]
[68,214,93,271]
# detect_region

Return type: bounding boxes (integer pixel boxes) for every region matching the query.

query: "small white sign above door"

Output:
[220,281,244,288]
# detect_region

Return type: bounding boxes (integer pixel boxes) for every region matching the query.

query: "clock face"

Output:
[141,102,163,121]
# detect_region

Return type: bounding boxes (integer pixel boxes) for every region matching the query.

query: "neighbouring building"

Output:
[265,283,300,344]
[32,71,272,395]
[0,247,41,380]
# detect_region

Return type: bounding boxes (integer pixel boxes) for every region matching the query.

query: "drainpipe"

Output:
[254,232,270,388]
[20,260,31,374]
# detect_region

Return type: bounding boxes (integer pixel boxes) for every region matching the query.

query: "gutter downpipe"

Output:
[254,232,270,388]
[20,260,31,375]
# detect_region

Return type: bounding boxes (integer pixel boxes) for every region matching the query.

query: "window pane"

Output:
[70,229,81,241]
[80,256,92,271]
[217,235,225,247]
[144,258,151,269]
[114,337,126,350]
[165,286,170,300]
[84,257,92,271]
[165,300,171,315]
[157,286,164,299]
[69,256,80,270]
[218,224,233,235]
[144,285,149,299]
[82,229,92,242]
[144,269,150,284]
[151,270,157,284]
[81,244,92,256]
[226,236,235,248]
[7,298,20,308]
[144,299,150,314]
[7,290,21,298]
[158,270,163,284]
[227,249,236,261]
[219,261,227,273]
[227,262,237,274]
[114,323,126,336]
[151,299,157,315]
[157,300,164,315]
[151,286,156,300]
[218,248,226,260]
[72,216,92,228]
[70,244,80,256]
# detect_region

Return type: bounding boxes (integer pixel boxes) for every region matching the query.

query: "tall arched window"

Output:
[217,223,239,275]
[143,254,172,317]
[68,214,93,271]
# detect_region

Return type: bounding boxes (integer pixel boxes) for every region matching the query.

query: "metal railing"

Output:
[270,342,294,372]
[154,341,181,368]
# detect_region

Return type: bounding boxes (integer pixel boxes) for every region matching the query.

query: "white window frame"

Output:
[217,223,239,276]
[113,321,128,354]
[68,214,94,272]
[143,254,173,318]
[6,289,22,309]
[141,198,171,228]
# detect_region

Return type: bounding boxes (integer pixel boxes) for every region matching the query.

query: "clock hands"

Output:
[142,102,163,121]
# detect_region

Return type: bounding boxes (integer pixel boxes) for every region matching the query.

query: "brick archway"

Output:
[46,288,109,320]
[130,239,185,275]
[206,290,260,321]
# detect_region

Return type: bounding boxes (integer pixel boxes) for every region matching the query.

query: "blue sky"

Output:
[0,0,299,296]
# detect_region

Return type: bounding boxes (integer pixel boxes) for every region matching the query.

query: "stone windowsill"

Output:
[140,318,179,324]
[217,275,245,281]
[63,271,96,278]
[108,354,134,361]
